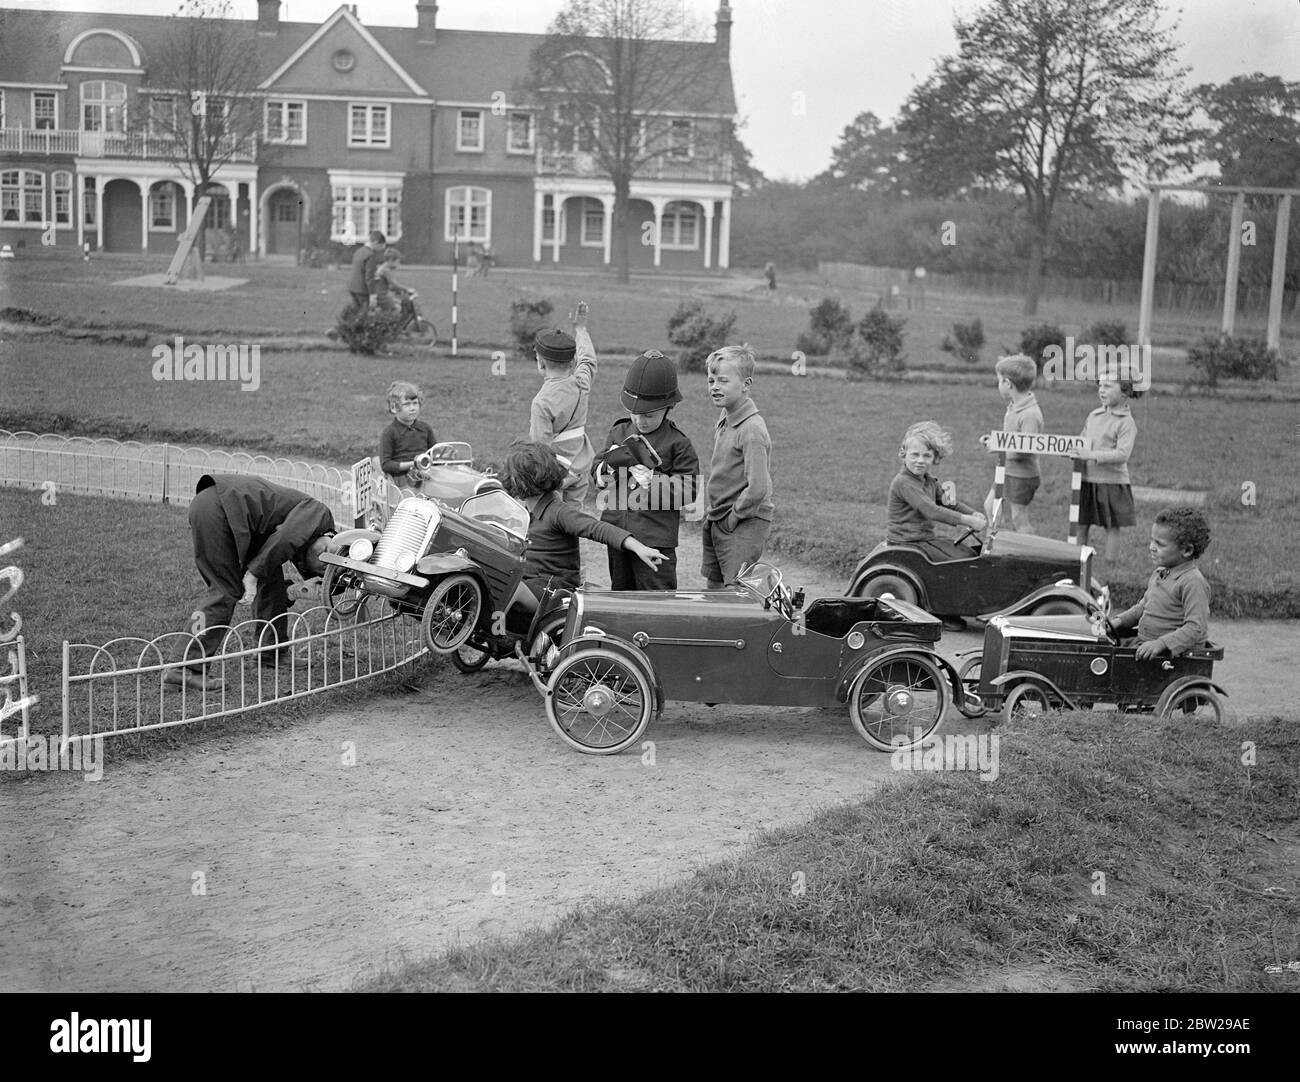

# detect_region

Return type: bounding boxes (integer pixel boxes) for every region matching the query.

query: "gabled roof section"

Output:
[259,5,427,97]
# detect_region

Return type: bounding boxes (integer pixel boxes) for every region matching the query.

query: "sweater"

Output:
[887,468,975,543]
[705,398,774,527]
[1111,561,1210,656]
[524,490,631,589]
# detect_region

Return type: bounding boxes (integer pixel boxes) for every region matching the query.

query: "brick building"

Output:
[0,1,738,269]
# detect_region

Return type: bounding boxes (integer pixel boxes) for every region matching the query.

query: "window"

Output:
[332,183,402,242]
[81,80,126,132]
[444,186,490,242]
[202,188,231,230]
[149,183,175,230]
[83,177,96,226]
[1,170,45,225]
[668,119,694,160]
[507,111,534,154]
[554,103,597,154]
[457,109,483,152]
[349,103,389,147]
[541,201,564,244]
[661,201,699,249]
[33,92,57,131]
[148,95,176,136]
[581,199,605,246]
[265,100,305,144]
[52,171,72,226]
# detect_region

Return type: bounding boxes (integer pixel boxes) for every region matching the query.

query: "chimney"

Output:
[417,2,438,44]
[257,0,279,36]
[715,1,732,57]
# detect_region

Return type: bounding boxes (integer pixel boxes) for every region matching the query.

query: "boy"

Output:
[530,301,596,506]
[592,350,700,590]
[374,247,410,314]
[980,353,1044,533]
[1108,506,1211,659]
[379,380,436,495]
[702,344,774,589]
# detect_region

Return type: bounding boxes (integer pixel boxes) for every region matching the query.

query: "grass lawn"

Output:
[3,336,1296,616]
[360,709,1299,991]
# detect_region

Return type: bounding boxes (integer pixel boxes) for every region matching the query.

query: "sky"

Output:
[8,0,1300,181]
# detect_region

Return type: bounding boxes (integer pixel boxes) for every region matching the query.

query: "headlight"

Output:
[349,538,374,562]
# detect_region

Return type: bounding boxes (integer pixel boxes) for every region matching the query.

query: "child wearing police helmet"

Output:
[592,350,700,590]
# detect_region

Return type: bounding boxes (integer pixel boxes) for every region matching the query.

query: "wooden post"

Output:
[1267,195,1291,351]
[1137,189,1161,349]
[1222,192,1245,336]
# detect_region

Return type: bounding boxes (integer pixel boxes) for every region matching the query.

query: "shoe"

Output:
[941,616,968,632]
[163,668,222,692]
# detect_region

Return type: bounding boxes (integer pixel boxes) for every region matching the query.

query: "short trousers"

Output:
[1078,481,1135,529]
[608,546,678,590]
[701,515,772,586]
[1002,473,1040,505]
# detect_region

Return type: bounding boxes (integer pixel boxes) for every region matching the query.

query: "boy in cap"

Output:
[529,301,597,505]
[592,350,700,589]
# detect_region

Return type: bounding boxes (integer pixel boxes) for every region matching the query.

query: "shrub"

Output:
[847,306,906,379]
[336,308,402,355]
[1083,320,1128,347]
[1186,335,1283,388]
[667,300,737,373]
[798,298,855,356]
[509,297,555,358]
[1019,323,1067,375]
[941,318,985,364]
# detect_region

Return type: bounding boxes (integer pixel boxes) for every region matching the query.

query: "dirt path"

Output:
[2,539,1294,992]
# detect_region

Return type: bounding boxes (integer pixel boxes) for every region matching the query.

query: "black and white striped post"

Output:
[1068,458,1085,545]
[451,234,461,356]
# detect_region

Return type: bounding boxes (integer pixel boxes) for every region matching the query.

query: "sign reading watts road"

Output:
[988,431,1089,458]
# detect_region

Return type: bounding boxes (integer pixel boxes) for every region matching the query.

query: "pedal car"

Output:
[957,595,1226,724]
[521,562,971,755]
[406,441,503,510]
[848,503,1100,621]
[320,481,566,661]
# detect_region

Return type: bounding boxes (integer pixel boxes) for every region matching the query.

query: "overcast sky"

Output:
[9,0,1300,180]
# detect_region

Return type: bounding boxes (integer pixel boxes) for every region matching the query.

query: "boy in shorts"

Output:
[980,353,1043,533]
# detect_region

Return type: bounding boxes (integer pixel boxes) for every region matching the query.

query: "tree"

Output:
[815,111,912,196]
[143,0,264,257]
[898,0,1197,314]
[523,0,725,283]
[1193,74,1300,189]
[728,119,767,196]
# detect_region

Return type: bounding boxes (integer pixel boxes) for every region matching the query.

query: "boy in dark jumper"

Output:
[379,380,436,495]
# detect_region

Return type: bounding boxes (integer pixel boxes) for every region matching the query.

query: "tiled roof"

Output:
[0,8,736,115]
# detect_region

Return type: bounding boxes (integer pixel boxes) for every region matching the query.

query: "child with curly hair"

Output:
[887,420,987,564]
[1107,506,1211,659]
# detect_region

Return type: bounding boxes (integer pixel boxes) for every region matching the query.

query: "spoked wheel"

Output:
[410,317,437,347]
[849,653,950,751]
[855,573,917,605]
[955,655,987,718]
[1001,682,1051,726]
[420,574,483,654]
[451,637,493,673]
[1161,687,1223,724]
[546,648,653,755]
[321,562,372,621]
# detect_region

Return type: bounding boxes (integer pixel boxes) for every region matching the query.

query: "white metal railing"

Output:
[0,636,35,749]
[0,128,256,162]
[537,148,733,183]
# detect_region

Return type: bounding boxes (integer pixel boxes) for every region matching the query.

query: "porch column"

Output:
[95,176,105,251]
[552,194,563,263]
[247,175,258,262]
[76,174,84,252]
[532,189,545,264]
[701,200,715,270]
[717,197,731,270]
[138,178,150,250]
[650,197,666,268]
[600,194,614,265]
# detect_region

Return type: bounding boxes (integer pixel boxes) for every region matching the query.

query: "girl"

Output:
[887,420,987,559]
[1076,378,1140,560]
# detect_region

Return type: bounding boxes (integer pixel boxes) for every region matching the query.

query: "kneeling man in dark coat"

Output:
[167,473,335,690]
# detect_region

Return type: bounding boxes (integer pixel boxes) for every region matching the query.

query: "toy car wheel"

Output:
[411,317,437,347]
[451,638,492,673]
[321,562,371,621]
[1031,599,1086,616]
[546,648,653,755]
[1001,682,1051,725]
[420,574,483,654]
[857,573,917,605]
[850,653,950,751]
[955,655,987,718]
[1161,687,1223,724]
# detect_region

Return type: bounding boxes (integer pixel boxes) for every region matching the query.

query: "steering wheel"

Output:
[953,525,980,548]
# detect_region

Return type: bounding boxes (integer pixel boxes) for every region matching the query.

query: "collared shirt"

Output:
[1080,403,1136,484]
[887,468,976,543]
[530,326,598,495]
[1003,392,1044,477]
[1113,560,1210,655]
[705,397,774,526]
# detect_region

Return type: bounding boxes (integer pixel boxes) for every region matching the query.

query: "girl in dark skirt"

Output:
[1076,378,1140,560]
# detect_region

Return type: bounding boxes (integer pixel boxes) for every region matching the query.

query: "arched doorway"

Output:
[267,187,304,255]
[102,178,141,251]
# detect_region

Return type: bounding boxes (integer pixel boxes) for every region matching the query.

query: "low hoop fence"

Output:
[61,602,428,746]
[1,636,35,749]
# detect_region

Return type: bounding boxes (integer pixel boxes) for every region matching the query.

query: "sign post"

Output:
[163,195,212,286]
[985,431,1090,544]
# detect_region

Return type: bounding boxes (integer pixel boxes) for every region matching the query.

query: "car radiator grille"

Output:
[373,500,439,569]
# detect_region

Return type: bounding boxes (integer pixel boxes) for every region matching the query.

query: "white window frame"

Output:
[149,182,176,232]
[580,199,605,247]
[668,118,694,160]
[32,91,58,131]
[148,95,176,137]
[541,199,565,245]
[264,99,306,145]
[348,102,390,148]
[457,109,484,152]
[52,170,72,225]
[1,169,46,226]
[507,111,534,154]
[81,80,127,133]
[554,103,598,155]
[661,201,700,250]
[330,179,402,243]
[203,187,232,231]
[444,185,491,243]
